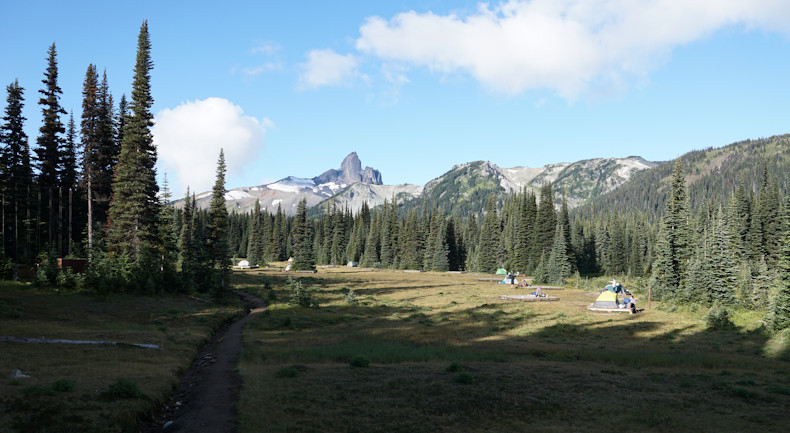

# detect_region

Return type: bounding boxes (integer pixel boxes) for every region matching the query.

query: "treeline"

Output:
[225,159,789,330]
[0,22,232,299]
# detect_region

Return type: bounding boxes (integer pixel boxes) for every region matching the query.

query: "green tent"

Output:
[495,268,508,275]
[591,290,619,309]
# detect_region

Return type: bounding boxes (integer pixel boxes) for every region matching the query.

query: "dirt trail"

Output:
[139,292,266,433]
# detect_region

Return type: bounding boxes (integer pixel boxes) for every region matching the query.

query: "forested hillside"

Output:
[578,135,790,222]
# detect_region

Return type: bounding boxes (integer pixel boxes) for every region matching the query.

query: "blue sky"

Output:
[2,0,789,197]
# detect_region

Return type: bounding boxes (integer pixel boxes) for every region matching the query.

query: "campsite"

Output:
[231,267,790,432]
[2,265,790,432]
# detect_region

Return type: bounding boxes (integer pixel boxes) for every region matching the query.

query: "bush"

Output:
[0,256,15,280]
[345,289,358,304]
[705,303,735,330]
[445,362,464,372]
[454,373,474,384]
[349,355,370,368]
[275,367,300,378]
[51,379,75,393]
[33,250,59,287]
[102,378,141,399]
[287,278,317,308]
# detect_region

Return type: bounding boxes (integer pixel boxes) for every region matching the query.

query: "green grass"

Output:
[236,266,790,433]
[0,281,241,432]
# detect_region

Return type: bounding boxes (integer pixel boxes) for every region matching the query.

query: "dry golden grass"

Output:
[236,266,790,433]
[0,282,241,432]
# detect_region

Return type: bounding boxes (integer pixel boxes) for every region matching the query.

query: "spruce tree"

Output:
[767,198,790,331]
[546,224,573,285]
[80,64,100,256]
[207,150,230,298]
[247,199,262,265]
[107,21,159,259]
[1,80,33,260]
[650,160,690,301]
[534,182,556,262]
[35,43,67,249]
[95,70,117,222]
[474,196,500,273]
[291,198,315,271]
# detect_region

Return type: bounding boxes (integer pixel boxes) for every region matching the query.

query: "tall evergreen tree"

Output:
[207,150,230,298]
[474,196,500,273]
[291,197,315,271]
[107,21,159,259]
[35,43,67,249]
[534,182,556,262]
[95,70,117,222]
[766,197,790,331]
[60,113,78,255]
[650,160,691,301]
[0,80,33,260]
[80,64,100,256]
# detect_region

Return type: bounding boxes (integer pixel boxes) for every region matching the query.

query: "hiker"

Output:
[535,287,543,297]
[628,296,637,313]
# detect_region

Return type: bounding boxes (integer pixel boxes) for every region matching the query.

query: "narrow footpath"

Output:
[139,292,267,433]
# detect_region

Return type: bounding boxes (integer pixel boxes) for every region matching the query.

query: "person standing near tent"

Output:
[628,296,637,314]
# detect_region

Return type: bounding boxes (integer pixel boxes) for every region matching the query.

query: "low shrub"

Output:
[102,378,141,399]
[349,355,370,368]
[275,367,300,378]
[454,373,474,384]
[445,362,464,372]
[706,303,735,330]
[51,379,75,393]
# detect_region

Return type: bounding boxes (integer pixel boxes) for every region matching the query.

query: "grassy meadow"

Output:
[0,282,242,432]
[236,266,790,433]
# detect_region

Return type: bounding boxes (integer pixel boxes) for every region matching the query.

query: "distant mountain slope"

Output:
[174,152,383,215]
[578,134,790,220]
[399,157,656,216]
[312,183,424,215]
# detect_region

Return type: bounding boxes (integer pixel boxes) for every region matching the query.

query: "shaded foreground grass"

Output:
[0,282,242,432]
[237,267,790,433]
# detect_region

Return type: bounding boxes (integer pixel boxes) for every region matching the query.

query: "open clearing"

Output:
[2,268,789,432]
[236,267,790,433]
[0,283,241,432]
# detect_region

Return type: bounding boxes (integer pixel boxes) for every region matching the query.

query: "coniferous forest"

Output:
[1,22,789,332]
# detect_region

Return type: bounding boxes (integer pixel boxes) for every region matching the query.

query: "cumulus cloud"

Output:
[154,97,269,196]
[299,49,361,89]
[355,0,790,98]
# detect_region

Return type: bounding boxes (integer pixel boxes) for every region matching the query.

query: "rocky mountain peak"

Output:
[313,152,383,186]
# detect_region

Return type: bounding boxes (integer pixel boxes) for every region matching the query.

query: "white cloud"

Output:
[153,97,269,196]
[299,49,361,89]
[355,0,790,99]
[251,41,280,55]
[241,62,282,76]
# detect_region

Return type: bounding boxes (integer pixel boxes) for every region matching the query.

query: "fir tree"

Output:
[291,198,315,271]
[546,223,573,285]
[767,198,790,331]
[107,21,159,259]
[534,182,556,262]
[35,43,67,249]
[95,70,117,221]
[80,64,100,256]
[247,199,262,265]
[207,150,230,298]
[1,80,33,260]
[474,197,500,273]
[650,160,690,301]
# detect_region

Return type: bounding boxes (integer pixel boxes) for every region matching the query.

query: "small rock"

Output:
[162,420,174,431]
[10,369,30,379]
